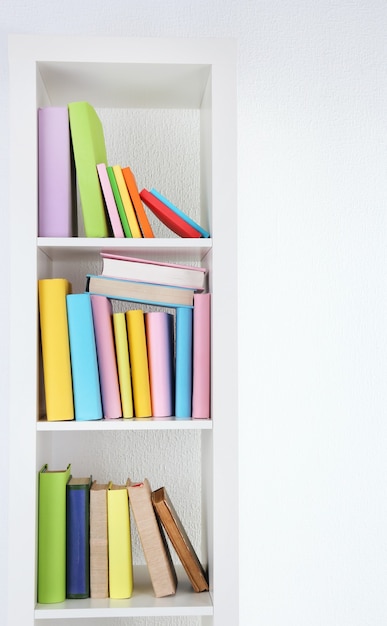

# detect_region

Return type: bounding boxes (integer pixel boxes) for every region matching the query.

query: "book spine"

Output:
[90,483,109,599]
[145,312,174,417]
[38,279,74,421]
[192,293,211,419]
[107,485,133,599]
[125,310,152,418]
[96,163,125,238]
[175,307,193,419]
[66,294,103,421]
[38,107,74,237]
[122,166,155,238]
[139,188,202,238]
[66,478,92,598]
[38,464,71,603]
[107,166,132,237]
[113,312,134,418]
[150,188,210,238]
[112,165,142,238]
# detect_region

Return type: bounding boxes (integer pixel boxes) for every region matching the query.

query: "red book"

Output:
[139,189,202,239]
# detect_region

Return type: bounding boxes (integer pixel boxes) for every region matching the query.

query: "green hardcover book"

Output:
[68,101,109,237]
[38,463,72,603]
[107,166,132,237]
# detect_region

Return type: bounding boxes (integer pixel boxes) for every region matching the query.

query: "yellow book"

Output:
[107,483,133,599]
[38,278,74,421]
[125,310,152,418]
[112,165,142,238]
[113,312,134,418]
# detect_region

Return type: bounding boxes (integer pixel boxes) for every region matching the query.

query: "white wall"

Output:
[1,1,387,625]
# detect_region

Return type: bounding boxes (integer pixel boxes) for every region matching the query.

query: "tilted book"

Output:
[38,463,71,603]
[192,293,211,419]
[139,188,202,238]
[151,189,210,238]
[175,307,193,419]
[122,166,154,238]
[38,106,75,237]
[96,163,124,238]
[68,101,109,237]
[145,311,174,418]
[38,278,74,421]
[113,312,134,418]
[107,483,133,599]
[90,481,109,599]
[66,476,92,599]
[152,486,209,593]
[90,295,122,419]
[112,165,142,238]
[127,479,177,597]
[125,309,152,418]
[66,293,103,421]
[107,165,132,237]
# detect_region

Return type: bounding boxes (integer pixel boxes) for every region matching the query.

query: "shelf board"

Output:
[35,566,213,619]
[38,237,212,263]
[37,417,212,431]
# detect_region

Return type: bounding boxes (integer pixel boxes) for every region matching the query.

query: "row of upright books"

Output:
[38,101,210,239]
[38,253,211,421]
[38,465,209,604]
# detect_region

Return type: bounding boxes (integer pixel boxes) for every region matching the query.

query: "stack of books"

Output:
[38,254,211,422]
[37,466,209,603]
[38,101,211,239]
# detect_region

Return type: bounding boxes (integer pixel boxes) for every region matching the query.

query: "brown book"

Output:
[89,481,109,598]
[151,487,209,593]
[127,479,177,598]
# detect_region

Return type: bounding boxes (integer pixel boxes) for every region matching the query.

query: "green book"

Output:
[107,166,132,237]
[38,463,72,603]
[68,101,109,237]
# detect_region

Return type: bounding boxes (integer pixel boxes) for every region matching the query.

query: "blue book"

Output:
[66,476,92,598]
[150,189,211,238]
[66,293,103,421]
[175,307,193,419]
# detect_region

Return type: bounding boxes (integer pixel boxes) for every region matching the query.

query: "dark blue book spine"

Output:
[66,478,91,598]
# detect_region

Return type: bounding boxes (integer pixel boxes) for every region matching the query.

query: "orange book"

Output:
[112,165,142,238]
[122,166,154,238]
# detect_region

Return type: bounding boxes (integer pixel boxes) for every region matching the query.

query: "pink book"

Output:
[38,107,74,237]
[145,312,174,417]
[96,163,125,238]
[90,295,122,419]
[192,293,211,419]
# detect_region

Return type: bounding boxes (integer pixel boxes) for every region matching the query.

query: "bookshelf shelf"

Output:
[8,34,237,626]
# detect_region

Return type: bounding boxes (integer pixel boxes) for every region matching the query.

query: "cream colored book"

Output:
[107,482,133,598]
[127,478,177,598]
[90,481,109,599]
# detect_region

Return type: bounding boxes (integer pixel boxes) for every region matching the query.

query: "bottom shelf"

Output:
[35,565,213,619]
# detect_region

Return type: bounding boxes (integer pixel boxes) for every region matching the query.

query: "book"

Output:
[145,312,174,418]
[90,295,122,419]
[127,479,177,597]
[66,293,103,421]
[112,165,142,238]
[37,463,72,603]
[66,476,92,599]
[113,312,134,418]
[100,252,207,291]
[152,486,209,593]
[38,278,74,421]
[125,309,152,418]
[106,165,132,237]
[151,189,210,238]
[96,163,125,238]
[192,293,211,419]
[175,307,193,419]
[68,101,109,237]
[86,274,194,308]
[89,481,109,599]
[38,106,75,237]
[122,166,155,238]
[107,483,133,599]
[139,188,202,238]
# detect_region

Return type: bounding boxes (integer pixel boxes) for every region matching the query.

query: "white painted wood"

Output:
[7,34,238,626]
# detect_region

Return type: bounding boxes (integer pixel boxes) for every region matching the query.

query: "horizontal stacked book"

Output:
[38,254,211,422]
[37,467,208,603]
[38,102,211,239]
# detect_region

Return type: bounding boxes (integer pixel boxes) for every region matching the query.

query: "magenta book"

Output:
[145,312,174,417]
[192,293,211,419]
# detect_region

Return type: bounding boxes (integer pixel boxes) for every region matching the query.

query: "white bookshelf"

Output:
[7,35,238,626]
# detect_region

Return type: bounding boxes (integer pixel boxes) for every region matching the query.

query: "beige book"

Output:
[127,478,177,597]
[89,481,109,598]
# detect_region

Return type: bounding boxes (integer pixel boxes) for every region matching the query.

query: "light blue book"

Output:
[150,189,210,238]
[175,307,193,419]
[66,293,103,421]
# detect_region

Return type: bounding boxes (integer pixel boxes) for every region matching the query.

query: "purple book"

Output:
[38,107,74,237]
